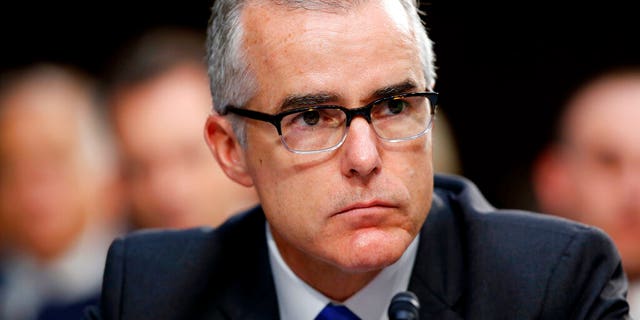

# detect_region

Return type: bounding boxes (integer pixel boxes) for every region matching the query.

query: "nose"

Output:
[340,117,381,178]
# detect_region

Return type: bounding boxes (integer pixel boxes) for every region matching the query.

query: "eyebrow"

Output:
[277,79,420,112]
[279,92,339,112]
[372,80,419,99]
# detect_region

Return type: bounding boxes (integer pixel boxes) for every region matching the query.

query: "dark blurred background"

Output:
[2,1,639,211]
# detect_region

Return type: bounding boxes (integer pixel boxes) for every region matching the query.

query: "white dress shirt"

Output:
[629,280,640,320]
[267,223,419,320]
[0,223,114,320]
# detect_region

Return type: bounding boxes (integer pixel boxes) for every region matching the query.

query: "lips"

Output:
[334,200,396,216]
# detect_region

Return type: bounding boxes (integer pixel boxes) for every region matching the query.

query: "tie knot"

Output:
[315,303,361,320]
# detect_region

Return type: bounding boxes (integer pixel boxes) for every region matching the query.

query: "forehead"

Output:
[240,0,422,109]
[113,68,211,157]
[114,66,210,126]
[0,83,84,155]
[564,76,640,154]
[243,0,411,32]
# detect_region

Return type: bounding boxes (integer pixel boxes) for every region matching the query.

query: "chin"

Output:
[339,228,412,272]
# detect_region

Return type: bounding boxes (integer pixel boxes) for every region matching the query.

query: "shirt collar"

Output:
[267,222,419,320]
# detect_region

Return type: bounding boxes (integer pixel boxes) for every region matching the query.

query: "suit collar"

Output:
[409,183,466,319]
[202,207,280,319]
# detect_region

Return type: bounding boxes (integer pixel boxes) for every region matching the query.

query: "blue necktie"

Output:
[315,303,361,320]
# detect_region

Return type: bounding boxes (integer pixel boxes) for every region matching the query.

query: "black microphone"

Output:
[388,291,420,320]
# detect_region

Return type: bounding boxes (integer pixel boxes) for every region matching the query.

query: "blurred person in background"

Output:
[533,67,640,318]
[105,27,258,230]
[0,64,121,320]
[432,111,462,175]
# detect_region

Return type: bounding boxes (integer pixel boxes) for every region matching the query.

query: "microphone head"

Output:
[388,291,420,320]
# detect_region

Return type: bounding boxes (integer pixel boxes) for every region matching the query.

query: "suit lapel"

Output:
[409,191,466,319]
[198,208,280,319]
[215,256,280,320]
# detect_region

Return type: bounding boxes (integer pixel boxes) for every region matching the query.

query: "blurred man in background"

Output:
[432,112,462,175]
[533,68,640,318]
[0,64,121,320]
[105,27,258,229]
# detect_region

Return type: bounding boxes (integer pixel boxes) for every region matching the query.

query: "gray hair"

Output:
[206,0,436,145]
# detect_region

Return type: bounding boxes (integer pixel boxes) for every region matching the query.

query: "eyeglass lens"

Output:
[280,95,433,153]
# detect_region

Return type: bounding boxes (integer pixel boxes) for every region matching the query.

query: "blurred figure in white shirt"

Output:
[0,64,121,320]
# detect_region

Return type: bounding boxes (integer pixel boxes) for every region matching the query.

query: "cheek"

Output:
[253,161,327,221]
[572,179,617,213]
[246,130,335,210]
[246,148,306,220]
[400,138,433,188]
[404,140,434,216]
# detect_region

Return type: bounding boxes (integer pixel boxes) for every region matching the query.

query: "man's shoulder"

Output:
[431,173,620,290]
[110,206,265,263]
[98,206,270,319]
[116,207,264,245]
[115,225,215,250]
[433,173,612,245]
[424,175,627,318]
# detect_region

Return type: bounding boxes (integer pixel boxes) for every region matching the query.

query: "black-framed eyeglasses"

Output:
[223,91,438,154]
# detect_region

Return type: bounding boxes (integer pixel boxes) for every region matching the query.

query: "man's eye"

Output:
[301,110,320,125]
[387,100,409,114]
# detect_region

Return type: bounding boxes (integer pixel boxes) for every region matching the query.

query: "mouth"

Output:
[334,200,397,216]
[332,200,398,230]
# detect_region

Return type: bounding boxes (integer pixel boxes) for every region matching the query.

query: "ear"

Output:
[204,114,254,187]
[531,145,574,218]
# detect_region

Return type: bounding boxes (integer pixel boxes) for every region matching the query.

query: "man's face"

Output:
[0,82,89,260]
[113,65,256,229]
[559,77,640,279]
[234,0,433,273]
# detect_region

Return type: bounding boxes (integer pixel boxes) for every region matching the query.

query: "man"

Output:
[0,64,120,320]
[106,28,258,229]
[533,68,640,319]
[89,0,630,318]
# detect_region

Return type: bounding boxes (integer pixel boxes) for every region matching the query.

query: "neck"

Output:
[272,231,382,301]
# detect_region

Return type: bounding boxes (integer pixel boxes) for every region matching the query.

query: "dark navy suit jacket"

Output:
[87,174,630,319]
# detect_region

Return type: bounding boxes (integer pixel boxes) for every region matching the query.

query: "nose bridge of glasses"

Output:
[344,104,374,127]
[343,104,381,146]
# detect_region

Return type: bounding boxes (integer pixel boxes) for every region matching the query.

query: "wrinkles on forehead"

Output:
[239,0,418,111]
[263,0,363,12]
[242,0,410,44]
